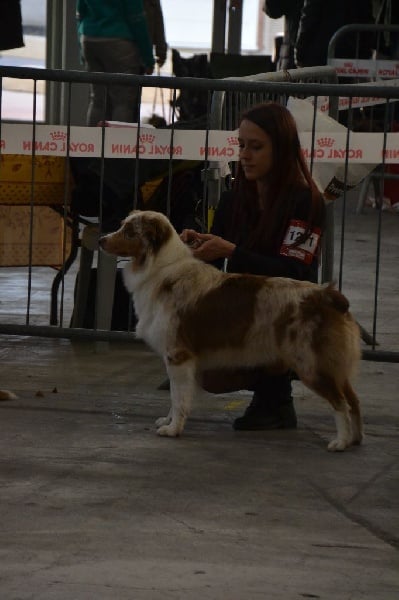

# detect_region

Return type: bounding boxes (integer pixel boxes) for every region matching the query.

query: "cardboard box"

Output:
[0,154,73,266]
[0,154,70,205]
[0,205,72,267]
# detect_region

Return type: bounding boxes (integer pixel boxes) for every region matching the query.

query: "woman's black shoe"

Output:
[233,400,297,431]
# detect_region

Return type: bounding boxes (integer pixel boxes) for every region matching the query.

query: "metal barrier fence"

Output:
[1,64,399,364]
[327,24,399,81]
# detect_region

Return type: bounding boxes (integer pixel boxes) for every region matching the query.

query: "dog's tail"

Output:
[324,284,350,314]
[0,390,17,401]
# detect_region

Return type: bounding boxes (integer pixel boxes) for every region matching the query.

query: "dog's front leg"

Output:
[156,359,196,437]
[155,407,172,428]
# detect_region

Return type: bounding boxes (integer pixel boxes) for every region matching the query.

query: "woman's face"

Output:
[238,119,273,182]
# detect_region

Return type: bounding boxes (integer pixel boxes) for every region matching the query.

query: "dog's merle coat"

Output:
[100,210,363,452]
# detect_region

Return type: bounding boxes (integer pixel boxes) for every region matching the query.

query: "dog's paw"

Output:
[156,423,181,437]
[155,416,172,427]
[327,438,349,452]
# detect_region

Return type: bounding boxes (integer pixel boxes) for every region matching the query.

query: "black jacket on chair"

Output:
[0,0,24,51]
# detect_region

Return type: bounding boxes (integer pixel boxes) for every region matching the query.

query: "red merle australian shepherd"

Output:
[100,210,363,452]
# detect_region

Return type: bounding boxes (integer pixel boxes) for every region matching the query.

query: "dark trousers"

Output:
[201,367,293,407]
[82,38,142,126]
[252,372,293,410]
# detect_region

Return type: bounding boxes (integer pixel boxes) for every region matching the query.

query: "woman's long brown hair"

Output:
[229,102,324,253]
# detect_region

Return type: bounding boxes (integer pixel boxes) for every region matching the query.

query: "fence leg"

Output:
[321,202,335,283]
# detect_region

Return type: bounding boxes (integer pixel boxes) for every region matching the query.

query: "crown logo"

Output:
[50,131,67,141]
[228,136,239,145]
[317,137,334,148]
[139,133,155,143]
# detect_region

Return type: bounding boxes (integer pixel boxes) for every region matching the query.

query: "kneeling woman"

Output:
[181,102,325,430]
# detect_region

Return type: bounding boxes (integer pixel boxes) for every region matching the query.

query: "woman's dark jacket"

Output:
[211,188,322,283]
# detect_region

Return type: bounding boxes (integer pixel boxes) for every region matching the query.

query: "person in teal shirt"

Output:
[76,0,155,125]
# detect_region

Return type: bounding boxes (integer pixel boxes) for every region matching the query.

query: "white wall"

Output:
[162,0,282,53]
[21,0,46,29]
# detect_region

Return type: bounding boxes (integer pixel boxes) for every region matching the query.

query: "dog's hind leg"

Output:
[329,408,352,452]
[156,358,197,437]
[301,374,353,452]
[343,380,364,446]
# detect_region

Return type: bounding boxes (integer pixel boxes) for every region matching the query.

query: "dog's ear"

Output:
[144,215,172,253]
[123,221,136,240]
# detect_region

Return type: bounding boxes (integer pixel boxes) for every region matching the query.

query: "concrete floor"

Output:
[0,196,399,599]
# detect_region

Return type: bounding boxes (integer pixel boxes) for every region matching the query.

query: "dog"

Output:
[99,210,363,452]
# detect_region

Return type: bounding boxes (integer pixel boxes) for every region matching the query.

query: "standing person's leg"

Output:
[82,40,111,126]
[103,39,142,123]
[233,372,297,430]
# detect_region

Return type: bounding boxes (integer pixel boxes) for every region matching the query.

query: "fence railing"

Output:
[1,65,399,363]
[327,24,399,80]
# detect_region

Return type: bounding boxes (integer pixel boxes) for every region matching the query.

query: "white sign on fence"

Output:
[1,124,399,163]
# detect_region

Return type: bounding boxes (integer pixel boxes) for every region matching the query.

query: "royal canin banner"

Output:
[312,79,399,113]
[1,123,399,164]
[328,58,399,79]
[0,124,238,161]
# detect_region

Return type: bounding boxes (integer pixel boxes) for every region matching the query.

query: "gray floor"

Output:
[0,196,399,599]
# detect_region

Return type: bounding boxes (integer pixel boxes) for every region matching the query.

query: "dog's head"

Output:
[99,210,174,267]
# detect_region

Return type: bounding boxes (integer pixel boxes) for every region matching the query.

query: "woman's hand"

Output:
[180,229,202,247]
[180,230,235,262]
